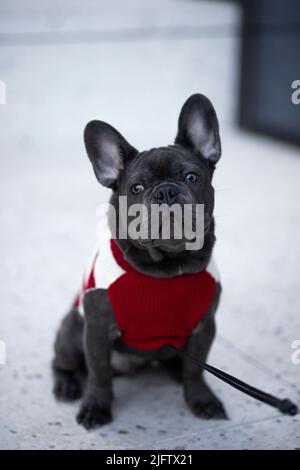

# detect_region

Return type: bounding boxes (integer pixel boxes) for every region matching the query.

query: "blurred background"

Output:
[0,0,300,450]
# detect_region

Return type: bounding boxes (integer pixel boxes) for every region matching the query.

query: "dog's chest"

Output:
[77,227,219,351]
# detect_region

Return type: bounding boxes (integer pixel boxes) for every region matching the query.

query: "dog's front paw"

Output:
[190,397,227,420]
[76,400,112,430]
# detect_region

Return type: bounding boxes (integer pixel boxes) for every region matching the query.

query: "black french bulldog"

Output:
[53,94,227,430]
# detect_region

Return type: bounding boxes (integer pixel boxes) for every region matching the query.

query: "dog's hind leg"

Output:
[159,355,183,383]
[53,307,86,401]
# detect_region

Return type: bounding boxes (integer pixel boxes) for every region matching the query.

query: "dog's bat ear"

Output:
[175,94,221,164]
[84,121,138,188]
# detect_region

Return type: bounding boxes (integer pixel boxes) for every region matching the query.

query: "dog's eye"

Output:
[185,172,198,183]
[131,183,145,194]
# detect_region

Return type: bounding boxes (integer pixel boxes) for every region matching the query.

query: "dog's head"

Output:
[84,94,221,255]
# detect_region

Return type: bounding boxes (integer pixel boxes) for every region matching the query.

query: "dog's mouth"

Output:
[116,195,212,254]
[128,214,211,254]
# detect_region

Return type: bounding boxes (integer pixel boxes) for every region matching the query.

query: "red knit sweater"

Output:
[75,227,219,351]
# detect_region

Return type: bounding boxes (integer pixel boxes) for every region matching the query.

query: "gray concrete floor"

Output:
[0,0,300,450]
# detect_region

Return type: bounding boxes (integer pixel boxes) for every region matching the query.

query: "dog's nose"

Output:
[153,185,179,205]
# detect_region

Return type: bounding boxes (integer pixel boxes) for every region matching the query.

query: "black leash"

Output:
[168,345,298,416]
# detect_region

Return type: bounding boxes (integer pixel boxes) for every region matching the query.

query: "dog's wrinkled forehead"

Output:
[124,146,207,184]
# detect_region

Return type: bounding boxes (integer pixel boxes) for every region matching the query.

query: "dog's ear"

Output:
[84,121,138,188]
[175,94,221,164]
